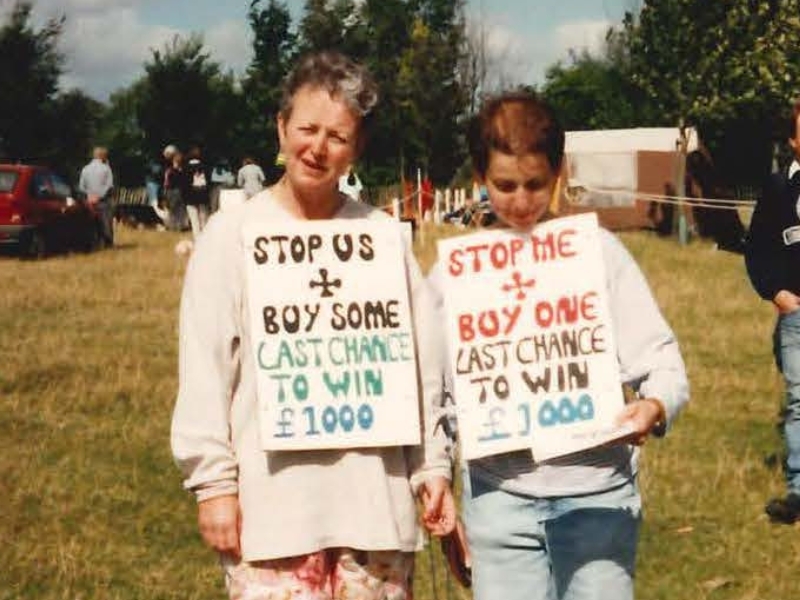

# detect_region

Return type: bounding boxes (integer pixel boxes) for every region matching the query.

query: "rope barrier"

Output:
[575,185,756,211]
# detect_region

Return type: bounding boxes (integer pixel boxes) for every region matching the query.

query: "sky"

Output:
[4,0,641,101]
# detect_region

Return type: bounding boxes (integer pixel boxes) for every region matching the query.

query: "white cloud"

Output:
[5,1,253,100]
[464,14,535,90]
[4,0,612,101]
[553,19,611,60]
[468,17,613,88]
[204,19,253,76]
[57,7,178,98]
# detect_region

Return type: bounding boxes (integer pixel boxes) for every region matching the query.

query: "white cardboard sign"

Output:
[243,219,421,450]
[437,213,631,461]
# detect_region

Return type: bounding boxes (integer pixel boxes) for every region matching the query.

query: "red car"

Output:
[0,164,105,257]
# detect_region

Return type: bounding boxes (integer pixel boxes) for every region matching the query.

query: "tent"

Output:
[560,127,699,230]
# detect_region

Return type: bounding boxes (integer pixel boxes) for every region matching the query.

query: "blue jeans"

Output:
[463,469,641,600]
[146,180,160,206]
[773,309,800,494]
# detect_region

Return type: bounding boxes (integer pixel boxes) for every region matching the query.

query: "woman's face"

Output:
[481,150,557,230]
[278,85,360,197]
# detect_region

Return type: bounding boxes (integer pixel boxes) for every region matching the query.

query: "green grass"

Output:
[1,223,796,599]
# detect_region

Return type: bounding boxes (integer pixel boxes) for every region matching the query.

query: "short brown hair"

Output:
[468,90,564,178]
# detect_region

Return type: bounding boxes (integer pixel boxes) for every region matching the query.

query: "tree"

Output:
[0,1,64,162]
[355,0,416,185]
[541,34,646,131]
[48,90,106,185]
[137,34,240,166]
[623,0,800,183]
[396,1,468,184]
[249,0,471,187]
[98,81,152,186]
[241,0,297,178]
[298,0,367,55]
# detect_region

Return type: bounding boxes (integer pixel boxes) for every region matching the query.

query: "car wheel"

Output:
[83,225,103,252]
[23,229,47,259]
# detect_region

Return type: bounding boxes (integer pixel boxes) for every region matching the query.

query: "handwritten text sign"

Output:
[437,213,630,461]
[243,219,421,451]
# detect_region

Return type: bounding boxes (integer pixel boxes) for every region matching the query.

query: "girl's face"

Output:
[481,150,557,230]
[278,85,359,199]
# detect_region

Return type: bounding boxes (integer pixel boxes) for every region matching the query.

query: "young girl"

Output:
[428,91,689,600]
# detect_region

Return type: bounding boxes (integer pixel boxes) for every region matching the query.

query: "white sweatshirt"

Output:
[428,227,689,497]
[171,191,451,561]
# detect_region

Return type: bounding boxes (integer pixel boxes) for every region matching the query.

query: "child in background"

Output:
[427,90,689,600]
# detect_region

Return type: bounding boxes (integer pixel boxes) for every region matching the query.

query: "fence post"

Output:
[674,121,690,246]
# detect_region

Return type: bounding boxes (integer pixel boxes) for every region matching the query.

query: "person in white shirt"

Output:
[338,169,363,201]
[236,157,266,199]
[171,51,456,600]
[78,146,114,245]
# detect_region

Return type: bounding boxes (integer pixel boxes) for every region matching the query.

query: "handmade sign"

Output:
[243,219,421,451]
[437,212,631,461]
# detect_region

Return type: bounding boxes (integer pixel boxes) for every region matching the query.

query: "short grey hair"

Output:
[279,50,379,125]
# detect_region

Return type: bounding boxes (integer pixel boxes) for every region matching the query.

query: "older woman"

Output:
[171,51,455,600]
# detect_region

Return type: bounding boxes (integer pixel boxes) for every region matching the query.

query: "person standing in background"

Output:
[145,158,162,209]
[210,160,235,212]
[79,146,114,246]
[338,169,363,201]
[745,98,800,524]
[184,146,211,238]
[236,156,266,199]
[164,148,188,231]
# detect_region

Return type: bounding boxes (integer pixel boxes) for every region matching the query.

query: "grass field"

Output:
[1,222,798,600]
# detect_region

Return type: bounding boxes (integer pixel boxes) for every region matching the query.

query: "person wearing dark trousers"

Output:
[745,97,800,524]
[686,150,746,253]
[164,149,189,231]
[184,146,210,239]
[79,146,114,246]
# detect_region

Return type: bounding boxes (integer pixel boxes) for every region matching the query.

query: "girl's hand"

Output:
[773,290,800,314]
[616,398,666,446]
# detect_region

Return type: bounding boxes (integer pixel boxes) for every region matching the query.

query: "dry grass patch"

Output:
[2,224,799,599]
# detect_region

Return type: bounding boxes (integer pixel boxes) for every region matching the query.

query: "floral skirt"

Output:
[225,548,414,600]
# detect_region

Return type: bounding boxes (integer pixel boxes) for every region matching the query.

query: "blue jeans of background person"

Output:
[773,309,800,494]
[146,180,160,207]
[463,468,641,600]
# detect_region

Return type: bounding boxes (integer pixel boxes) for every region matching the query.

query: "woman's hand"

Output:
[198,494,241,558]
[616,398,666,446]
[418,476,456,537]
